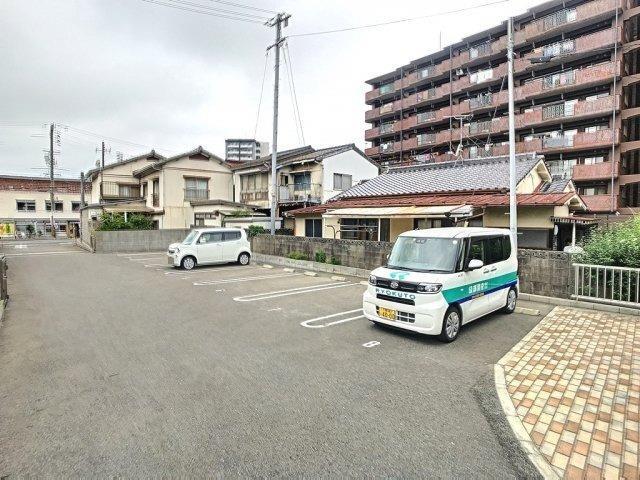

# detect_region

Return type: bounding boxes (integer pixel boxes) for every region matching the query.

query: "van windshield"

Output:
[387,236,461,273]
[182,230,199,245]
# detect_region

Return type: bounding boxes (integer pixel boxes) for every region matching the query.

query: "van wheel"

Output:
[438,306,461,343]
[181,256,196,270]
[237,252,250,265]
[503,287,517,314]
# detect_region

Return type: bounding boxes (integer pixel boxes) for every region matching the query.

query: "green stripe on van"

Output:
[442,271,518,304]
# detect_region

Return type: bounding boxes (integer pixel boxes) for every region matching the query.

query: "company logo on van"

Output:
[390,281,399,289]
[376,288,416,301]
[389,271,410,281]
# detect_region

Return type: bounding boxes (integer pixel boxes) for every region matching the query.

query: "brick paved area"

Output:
[498,306,640,480]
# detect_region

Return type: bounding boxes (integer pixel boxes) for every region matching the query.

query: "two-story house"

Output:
[84,146,249,228]
[231,144,379,227]
[0,174,90,237]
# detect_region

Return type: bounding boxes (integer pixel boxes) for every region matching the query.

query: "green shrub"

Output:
[97,212,153,231]
[330,256,341,265]
[577,217,640,268]
[287,251,308,261]
[127,214,154,230]
[247,225,265,237]
[315,250,327,263]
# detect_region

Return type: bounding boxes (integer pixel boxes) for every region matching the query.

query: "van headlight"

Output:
[417,283,442,294]
[369,275,377,286]
[174,247,180,254]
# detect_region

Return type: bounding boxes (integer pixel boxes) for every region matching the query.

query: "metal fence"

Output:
[1,254,7,303]
[573,263,640,307]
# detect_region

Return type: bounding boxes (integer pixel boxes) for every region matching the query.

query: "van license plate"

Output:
[378,307,396,321]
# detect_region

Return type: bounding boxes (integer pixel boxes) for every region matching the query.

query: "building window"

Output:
[185,178,209,200]
[293,172,311,191]
[45,201,64,212]
[333,173,352,191]
[583,156,604,165]
[16,200,36,212]
[71,202,81,212]
[304,218,322,238]
[340,218,378,240]
[547,159,577,179]
[578,185,608,196]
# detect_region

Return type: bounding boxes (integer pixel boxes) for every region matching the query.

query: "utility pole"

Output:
[49,123,56,239]
[267,12,290,235]
[99,141,105,203]
[507,17,518,250]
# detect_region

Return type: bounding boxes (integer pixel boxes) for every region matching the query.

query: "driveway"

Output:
[0,243,551,478]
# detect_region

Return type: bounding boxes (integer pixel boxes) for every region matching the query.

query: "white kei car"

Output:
[363,227,518,342]
[167,227,251,270]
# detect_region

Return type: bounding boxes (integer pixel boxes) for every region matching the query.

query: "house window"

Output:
[583,156,604,165]
[340,218,378,240]
[333,173,352,191]
[45,201,64,212]
[16,200,36,212]
[71,202,81,212]
[293,172,311,191]
[578,185,608,196]
[304,218,322,238]
[185,178,209,200]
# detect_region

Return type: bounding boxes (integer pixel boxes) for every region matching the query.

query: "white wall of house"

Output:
[321,151,378,202]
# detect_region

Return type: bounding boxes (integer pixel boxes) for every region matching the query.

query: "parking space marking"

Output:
[193,272,303,286]
[144,263,170,267]
[129,257,165,262]
[233,282,358,302]
[164,266,263,276]
[362,341,380,348]
[300,308,365,329]
[116,252,165,257]
[5,251,81,257]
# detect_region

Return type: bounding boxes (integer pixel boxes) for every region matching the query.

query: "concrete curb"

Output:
[74,238,95,253]
[494,364,561,480]
[0,298,6,327]
[518,292,640,317]
[252,253,370,278]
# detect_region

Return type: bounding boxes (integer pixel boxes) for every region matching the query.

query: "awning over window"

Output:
[323,205,473,218]
[551,216,599,225]
[103,204,156,213]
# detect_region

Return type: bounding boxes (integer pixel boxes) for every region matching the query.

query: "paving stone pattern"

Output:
[500,306,640,480]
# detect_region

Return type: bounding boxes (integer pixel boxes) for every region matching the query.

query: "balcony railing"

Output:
[100,181,141,199]
[572,161,618,181]
[152,193,159,207]
[184,188,209,201]
[417,111,437,124]
[581,194,617,213]
[279,183,321,204]
[416,133,436,146]
[240,190,269,203]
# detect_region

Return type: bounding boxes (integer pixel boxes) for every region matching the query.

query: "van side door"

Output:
[483,234,517,311]
[221,230,241,262]
[459,237,492,322]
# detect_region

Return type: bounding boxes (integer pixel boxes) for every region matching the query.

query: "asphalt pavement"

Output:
[0,240,551,478]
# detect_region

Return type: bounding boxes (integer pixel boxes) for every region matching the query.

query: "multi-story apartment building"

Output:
[0,175,90,237]
[225,139,270,162]
[364,0,640,216]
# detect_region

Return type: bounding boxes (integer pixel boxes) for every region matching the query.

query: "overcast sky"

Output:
[0,0,535,178]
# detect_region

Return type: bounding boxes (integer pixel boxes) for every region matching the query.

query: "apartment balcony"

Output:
[278,183,322,204]
[581,194,617,213]
[400,63,449,90]
[451,63,509,94]
[450,36,508,70]
[365,82,397,104]
[541,129,618,154]
[514,0,622,45]
[240,189,269,203]
[184,188,209,201]
[515,27,622,74]
[365,101,396,122]
[365,121,397,141]
[572,161,618,182]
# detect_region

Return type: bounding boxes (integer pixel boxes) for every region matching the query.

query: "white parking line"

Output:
[144,263,169,267]
[193,272,303,286]
[116,252,165,257]
[164,266,260,276]
[300,308,365,329]
[233,282,358,302]
[4,251,81,257]
[129,257,165,262]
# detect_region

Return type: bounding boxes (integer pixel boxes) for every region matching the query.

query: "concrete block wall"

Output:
[252,235,393,272]
[94,229,191,253]
[517,249,574,299]
[253,235,576,299]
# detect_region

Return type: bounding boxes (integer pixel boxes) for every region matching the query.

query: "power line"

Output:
[253,50,270,140]
[283,40,305,145]
[200,0,276,15]
[164,0,270,20]
[60,124,175,153]
[287,0,509,38]
[140,0,266,23]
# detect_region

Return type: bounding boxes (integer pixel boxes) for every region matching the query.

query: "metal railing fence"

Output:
[573,263,640,307]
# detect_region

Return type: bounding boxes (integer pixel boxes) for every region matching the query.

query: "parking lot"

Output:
[0,241,551,478]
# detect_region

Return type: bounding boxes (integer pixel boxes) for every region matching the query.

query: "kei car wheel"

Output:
[503,287,517,314]
[237,252,250,265]
[438,307,461,343]
[181,256,196,270]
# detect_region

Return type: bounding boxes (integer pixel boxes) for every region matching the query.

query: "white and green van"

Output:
[363,227,518,342]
